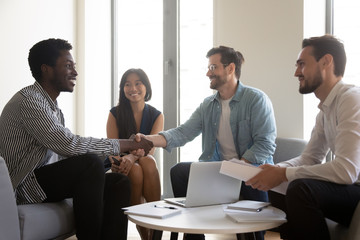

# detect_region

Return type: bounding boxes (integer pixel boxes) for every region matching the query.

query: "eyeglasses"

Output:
[208,64,229,72]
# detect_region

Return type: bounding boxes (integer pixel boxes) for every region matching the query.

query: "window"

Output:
[113,0,213,197]
[115,0,163,111]
[179,1,213,162]
[303,0,360,140]
[115,0,165,191]
[333,0,360,86]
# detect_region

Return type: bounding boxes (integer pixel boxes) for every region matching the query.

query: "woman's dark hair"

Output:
[302,35,346,77]
[28,38,72,82]
[206,46,245,80]
[115,68,152,138]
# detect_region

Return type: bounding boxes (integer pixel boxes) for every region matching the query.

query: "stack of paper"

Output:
[123,203,182,219]
[225,209,286,223]
[227,200,271,212]
[224,200,286,223]
[219,159,288,195]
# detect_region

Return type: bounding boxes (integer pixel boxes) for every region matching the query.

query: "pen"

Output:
[154,205,177,210]
[256,205,269,212]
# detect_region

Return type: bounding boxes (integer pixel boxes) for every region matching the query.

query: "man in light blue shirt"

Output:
[144,46,276,240]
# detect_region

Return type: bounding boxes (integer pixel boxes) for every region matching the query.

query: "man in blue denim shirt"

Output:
[144,46,276,240]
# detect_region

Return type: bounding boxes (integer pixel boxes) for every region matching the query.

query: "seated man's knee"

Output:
[287,179,310,195]
[78,154,103,167]
[286,179,316,206]
[170,162,191,180]
[105,173,131,204]
[75,154,104,178]
[170,162,192,197]
[105,173,130,192]
[170,163,180,178]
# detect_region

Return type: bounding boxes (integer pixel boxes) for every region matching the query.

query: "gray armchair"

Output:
[273,137,307,164]
[273,137,360,240]
[0,156,75,240]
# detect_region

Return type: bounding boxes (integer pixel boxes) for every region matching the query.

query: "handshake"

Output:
[120,134,154,156]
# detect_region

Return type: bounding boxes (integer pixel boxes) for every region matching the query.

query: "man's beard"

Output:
[299,70,323,94]
[210,75,226,90]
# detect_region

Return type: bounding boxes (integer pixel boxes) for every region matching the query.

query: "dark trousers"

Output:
[269,178,360,240]
[34,154,131,240]
[170,162,268,240]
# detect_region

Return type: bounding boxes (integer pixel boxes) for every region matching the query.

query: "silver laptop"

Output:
[165,161,241,207]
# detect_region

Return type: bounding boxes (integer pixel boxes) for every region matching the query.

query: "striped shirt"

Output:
[0,82,120,204]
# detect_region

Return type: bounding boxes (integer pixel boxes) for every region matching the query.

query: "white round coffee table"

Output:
[127,201,286,239]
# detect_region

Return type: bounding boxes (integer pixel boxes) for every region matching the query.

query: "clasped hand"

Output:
[112,134,154,175]
[131,134,153,156]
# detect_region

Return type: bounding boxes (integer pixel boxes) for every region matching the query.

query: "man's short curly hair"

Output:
[28,38,72,82]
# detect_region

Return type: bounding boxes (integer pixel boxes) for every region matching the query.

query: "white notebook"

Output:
[226,209,286,223]
[227,200,271,212]
[123,203,182,219]
[225,205,286,223]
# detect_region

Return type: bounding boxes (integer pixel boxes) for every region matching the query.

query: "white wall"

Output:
[0,0,112,138]
[303,0,326,139]
[214,0,305,138]
[0,0,76,131]
[77,0,112,138]
[0,0,323,139]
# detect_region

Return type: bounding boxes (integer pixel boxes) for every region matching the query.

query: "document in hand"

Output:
[227,200,271,212]
[219,159,288,195]
[123,203,182,219]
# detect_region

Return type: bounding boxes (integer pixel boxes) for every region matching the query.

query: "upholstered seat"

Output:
[274,137,360,240]
[0,156,75,240]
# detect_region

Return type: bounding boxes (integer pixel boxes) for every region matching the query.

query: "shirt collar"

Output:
[214,81,243,102]
[318,80,344,112]
[33,81,58,111]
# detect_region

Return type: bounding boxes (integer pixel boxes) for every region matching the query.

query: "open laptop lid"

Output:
[165,161,241,207]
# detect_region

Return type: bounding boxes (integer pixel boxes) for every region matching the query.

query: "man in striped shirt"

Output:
[0,38,153,240]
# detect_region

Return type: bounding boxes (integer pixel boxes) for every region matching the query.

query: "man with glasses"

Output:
[143,46,277,240]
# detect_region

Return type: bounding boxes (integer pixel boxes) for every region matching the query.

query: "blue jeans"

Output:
[170,162,268,240]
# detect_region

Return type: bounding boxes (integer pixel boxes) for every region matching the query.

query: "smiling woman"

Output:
[114,0,214,199]
[106,68,164,240]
